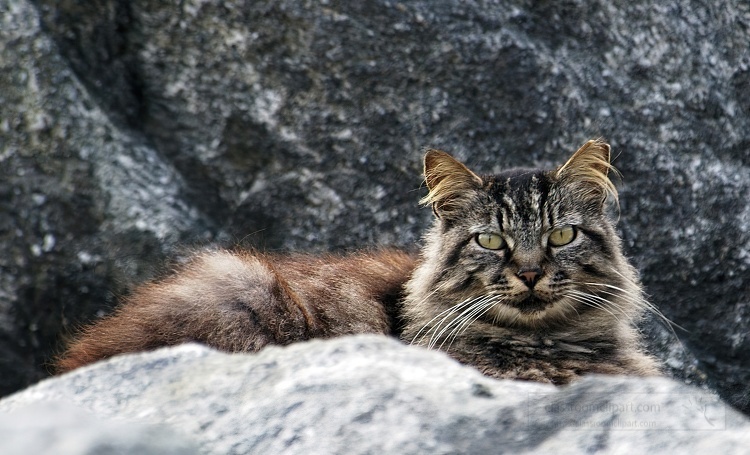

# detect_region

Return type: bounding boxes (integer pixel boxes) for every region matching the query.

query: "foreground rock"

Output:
[0,336,747,454]
[1,0,748,415]
[0,402,198,455]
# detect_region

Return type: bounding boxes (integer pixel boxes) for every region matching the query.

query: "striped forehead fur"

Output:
[556,139,619,204]
[421,140,618,210]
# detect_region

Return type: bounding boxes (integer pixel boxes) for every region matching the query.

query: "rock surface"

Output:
[0,0,748,416]
[1,336,748,454]
[0,402,198,455]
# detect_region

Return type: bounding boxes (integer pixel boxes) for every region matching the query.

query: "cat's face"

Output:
[420,141,634,329]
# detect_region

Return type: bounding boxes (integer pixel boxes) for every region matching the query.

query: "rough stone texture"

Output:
[0,402,199,455]
[1,0,749,416]
[1,336,748,454]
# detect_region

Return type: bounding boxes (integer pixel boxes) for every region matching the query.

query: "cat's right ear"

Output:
[421,149,483,218]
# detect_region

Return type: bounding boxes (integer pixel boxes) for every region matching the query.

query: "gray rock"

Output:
[0,402,198,455]
[1,336,748,454]
[1,0,749,417]
[0,0,211,393]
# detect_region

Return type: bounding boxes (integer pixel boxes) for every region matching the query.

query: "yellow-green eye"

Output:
[548,226,576,247]
[476,232,505,250]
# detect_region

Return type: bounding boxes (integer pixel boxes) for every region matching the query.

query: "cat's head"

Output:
[415,140,641,331]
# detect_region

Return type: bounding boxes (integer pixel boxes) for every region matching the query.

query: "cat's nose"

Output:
[517,267,543,288]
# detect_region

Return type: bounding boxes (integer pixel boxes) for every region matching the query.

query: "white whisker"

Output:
[565,290,624,323]
[441,297,501,350]
[584,281,685,334]
[429,295,495,350]
[409,281,474,345]
[411,297,474,346]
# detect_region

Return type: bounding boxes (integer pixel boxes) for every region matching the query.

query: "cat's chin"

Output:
[510,296,552,314]
[487,294,573,328]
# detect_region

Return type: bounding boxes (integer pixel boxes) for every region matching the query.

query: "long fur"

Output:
[56,249,415,373]
[420,149,483,216]
[556,139,618,204]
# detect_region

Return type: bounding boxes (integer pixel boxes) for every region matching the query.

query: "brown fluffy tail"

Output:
[54,250,318,373]
[54,248,416,374]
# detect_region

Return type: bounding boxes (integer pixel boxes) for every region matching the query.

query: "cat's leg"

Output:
[55,250,317,373]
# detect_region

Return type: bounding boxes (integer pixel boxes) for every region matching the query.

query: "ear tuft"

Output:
[556,139,618,205]
[421,149,483,217]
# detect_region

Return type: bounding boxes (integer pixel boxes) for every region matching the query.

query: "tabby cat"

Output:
[56,140,660,383]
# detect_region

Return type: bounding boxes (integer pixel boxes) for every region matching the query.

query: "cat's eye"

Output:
[476,232,506,250]
[548,226,577,247]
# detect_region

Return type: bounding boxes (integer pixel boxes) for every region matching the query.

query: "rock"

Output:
[0,0,211,393]
[0,402,198,455]
[1,0,748,416]
[0,336,748,454]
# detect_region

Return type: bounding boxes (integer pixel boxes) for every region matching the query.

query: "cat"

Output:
[55,140,660,383]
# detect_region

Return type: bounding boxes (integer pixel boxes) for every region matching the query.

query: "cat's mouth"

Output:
[509,295,553,314]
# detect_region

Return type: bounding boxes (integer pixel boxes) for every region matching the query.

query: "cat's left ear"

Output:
[421,149,483,218]
[556,139,618,206]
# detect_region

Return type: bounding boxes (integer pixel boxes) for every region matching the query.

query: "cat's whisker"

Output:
[605,265,643,286]
[583,281,684,333]
[581,290,637,322]
[583,282,643,301]
[442,296,502,350]
[427,302,475,349]
[564,290,627,323]
[454,300,501,337]
[409,282,475,345]
[564,292,615,318]
[429,295,497,350]
[458,296,503,333]
[419,294,486,348]
[424,291,509,352]
[574,282,646,315]
[559,299,581,318]
[588,271,664,317]
[583,285,643,312]
[578,280,687,353]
